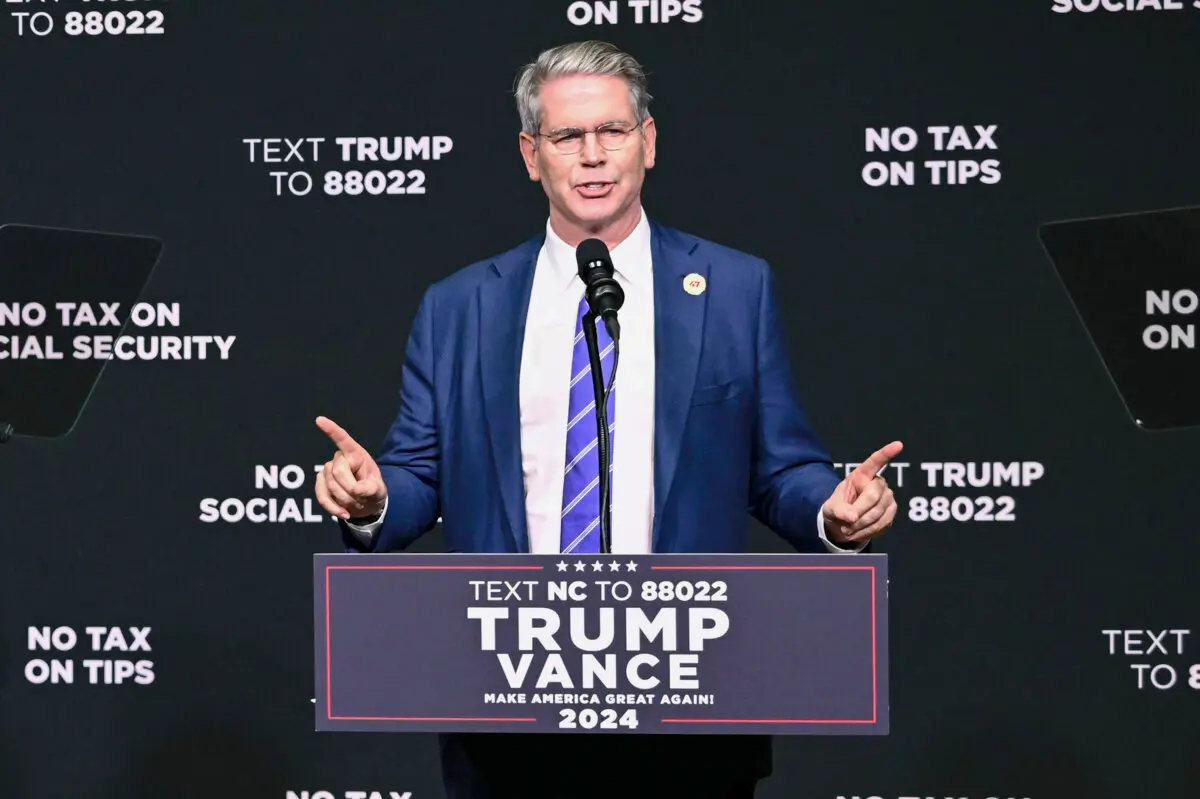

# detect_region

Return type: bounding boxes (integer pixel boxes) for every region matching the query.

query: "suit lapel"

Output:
[650,222,708,549]
[478,237,541,552]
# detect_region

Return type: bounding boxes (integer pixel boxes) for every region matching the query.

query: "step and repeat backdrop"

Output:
[2,1,1199,797]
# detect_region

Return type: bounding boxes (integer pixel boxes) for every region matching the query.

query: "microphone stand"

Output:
[581,311,618,554]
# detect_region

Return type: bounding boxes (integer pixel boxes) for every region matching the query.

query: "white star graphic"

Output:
[556,561,568,572]
[626,561,637,571]
[574,561,586,571]
[608,561,622,572]
[591,561,604,572]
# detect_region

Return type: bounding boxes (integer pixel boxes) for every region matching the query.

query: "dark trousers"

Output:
[440,732,769,799]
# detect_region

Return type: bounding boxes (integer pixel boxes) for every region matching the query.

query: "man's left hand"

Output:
[821,440,904,546]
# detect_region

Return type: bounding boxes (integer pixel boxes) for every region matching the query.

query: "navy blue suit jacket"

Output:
[343,219,842,556]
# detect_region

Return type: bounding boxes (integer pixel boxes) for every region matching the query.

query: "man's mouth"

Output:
[577,181,614,197]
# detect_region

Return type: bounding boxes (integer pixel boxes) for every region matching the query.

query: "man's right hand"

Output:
[314,416,388,521]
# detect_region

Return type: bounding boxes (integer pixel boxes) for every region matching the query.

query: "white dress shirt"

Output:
[347,208,861,554]
[520,207,656,554]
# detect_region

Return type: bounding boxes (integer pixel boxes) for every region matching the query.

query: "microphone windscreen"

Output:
[575,238,613,279]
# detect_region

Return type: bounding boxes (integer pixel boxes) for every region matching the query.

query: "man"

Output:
[314,40,901,799]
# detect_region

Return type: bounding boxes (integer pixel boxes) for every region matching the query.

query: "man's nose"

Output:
[579,132,605,164]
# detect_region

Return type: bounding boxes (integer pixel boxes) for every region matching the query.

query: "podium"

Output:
[314,552,888,736]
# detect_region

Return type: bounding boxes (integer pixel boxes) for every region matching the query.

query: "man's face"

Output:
[520,74,656,237]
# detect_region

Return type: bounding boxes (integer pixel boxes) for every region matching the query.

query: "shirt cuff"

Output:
[816,509,867,553]
[344,495,388,543]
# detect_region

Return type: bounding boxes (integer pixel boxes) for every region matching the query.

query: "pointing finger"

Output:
[850,440,904,485]
[315,415,362,457]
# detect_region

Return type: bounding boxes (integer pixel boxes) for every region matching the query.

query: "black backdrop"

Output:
[2,1,1199,797]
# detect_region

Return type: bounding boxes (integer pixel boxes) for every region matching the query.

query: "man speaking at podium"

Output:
[314,40,901,799]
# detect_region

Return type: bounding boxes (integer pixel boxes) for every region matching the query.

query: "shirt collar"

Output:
[543,206,652,294]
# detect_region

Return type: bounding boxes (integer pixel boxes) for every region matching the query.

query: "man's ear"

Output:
[519,132,541,182]
[641,117,657,170]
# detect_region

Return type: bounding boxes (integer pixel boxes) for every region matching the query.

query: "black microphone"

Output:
[574,238,622,554]
[575,238,624,342]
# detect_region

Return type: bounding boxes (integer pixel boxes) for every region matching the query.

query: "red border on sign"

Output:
[323,563,880,726]
[325,565,544,723]
[647,565,878,725]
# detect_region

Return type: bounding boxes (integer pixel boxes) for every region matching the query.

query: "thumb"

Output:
[823,491,859,524]
[349,471,383,499]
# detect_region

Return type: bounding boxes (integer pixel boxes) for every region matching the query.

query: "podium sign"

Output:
[314,553,888,736]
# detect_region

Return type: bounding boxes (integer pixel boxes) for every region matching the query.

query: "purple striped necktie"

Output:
[559,294,615,554]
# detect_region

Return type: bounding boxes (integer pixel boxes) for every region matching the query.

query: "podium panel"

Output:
[314,553,888,736]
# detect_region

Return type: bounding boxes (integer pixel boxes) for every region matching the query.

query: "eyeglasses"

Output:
[535,122,644,155]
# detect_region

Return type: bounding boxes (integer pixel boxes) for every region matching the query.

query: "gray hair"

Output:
[514,41,652,135]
